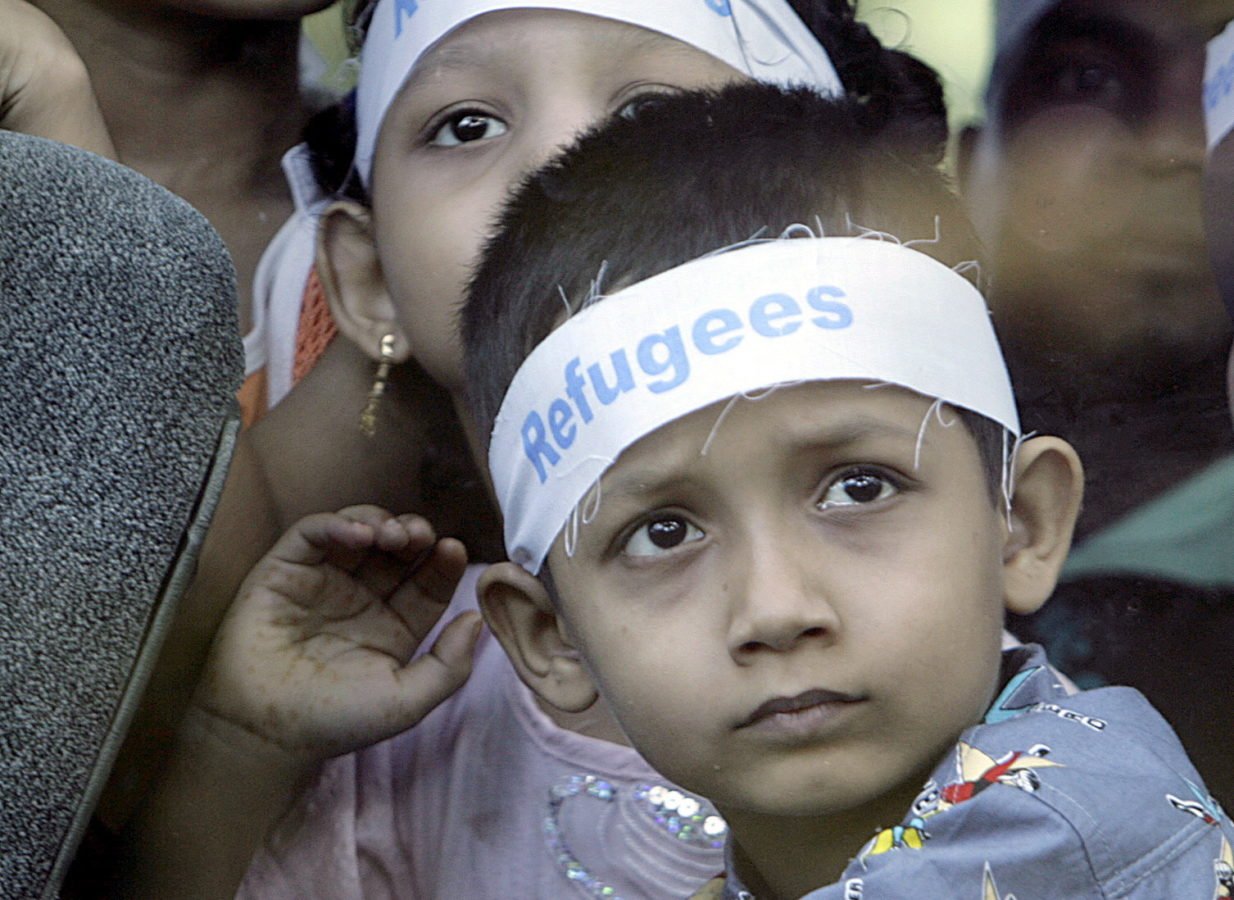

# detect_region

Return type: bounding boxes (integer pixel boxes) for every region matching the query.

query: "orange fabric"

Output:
[236,367,268,430]
[293,265,339,386]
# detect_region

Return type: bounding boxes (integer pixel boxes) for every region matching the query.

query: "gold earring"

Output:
[359,333,396,437]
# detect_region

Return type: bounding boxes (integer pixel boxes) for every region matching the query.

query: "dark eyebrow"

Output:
[775,411,923,452]
[600,412,923,506]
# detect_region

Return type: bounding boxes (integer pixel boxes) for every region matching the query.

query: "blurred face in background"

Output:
[964,0,1234,375]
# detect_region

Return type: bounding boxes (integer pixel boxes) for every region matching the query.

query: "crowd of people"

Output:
[3,0,1233,897]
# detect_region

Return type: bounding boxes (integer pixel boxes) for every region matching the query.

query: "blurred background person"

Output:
[961,0,1234,807]
[28,0,339,420]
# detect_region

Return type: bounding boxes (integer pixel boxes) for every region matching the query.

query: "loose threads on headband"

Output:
[700,395,744,458]
[582,259,610,312]
[903,216,942,250]
[779,222,817,240]
[844,214,987,288]
[913,400,1020,521]
[563,474,605,560]
[845,212,901,244]
[702,226,771,259]
[913,398,957,472]
[553,258,612,325]
[1002,430,1030,528]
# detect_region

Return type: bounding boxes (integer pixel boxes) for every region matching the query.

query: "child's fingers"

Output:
[346,516,438,597]
[417,538,469,603]
[268,513,377,570]
[361,613,483,742]
[295,509,435,588]
[321,506,408,571]
[334,504,397,526]
[346,523,441,602]
[374,514,439,559]
[386,538,469,643]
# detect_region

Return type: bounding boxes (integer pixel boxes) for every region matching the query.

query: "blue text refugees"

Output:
[521,286,854,483]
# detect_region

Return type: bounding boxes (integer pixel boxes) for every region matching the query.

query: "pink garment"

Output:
[238,566,726,898]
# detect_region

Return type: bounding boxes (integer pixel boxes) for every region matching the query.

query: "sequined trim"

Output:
[545,775,621,898]
[634,784,728,850]
[545,776,728,898]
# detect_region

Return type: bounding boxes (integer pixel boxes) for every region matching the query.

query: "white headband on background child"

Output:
[488,238,1022,574]
[355,0,844,186]
[1206,20,1234,153]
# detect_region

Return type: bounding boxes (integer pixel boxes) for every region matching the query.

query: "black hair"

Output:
[461,82,1008,497]
[299,0,947,204]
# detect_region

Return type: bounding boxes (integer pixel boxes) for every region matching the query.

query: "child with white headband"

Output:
[215,0,949,544]
[154,83,1232,900]
[459,85,1233,898]
[115,4,957,897]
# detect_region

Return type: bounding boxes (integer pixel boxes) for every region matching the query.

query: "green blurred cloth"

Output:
[1062,453,1234,590]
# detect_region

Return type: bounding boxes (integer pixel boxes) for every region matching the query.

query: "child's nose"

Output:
[725,539,839,662]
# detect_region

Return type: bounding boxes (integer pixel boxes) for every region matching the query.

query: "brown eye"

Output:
[617,94,669,121]
[818,470,897,510]
[430,111,508,147]
[624,515,704,557]
[1051,61,1125,104]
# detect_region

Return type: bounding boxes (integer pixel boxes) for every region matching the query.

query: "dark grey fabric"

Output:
[0,133,243,898]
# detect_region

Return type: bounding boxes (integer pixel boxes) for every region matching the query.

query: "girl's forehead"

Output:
[354,0,841,185]
[403,9,737,82]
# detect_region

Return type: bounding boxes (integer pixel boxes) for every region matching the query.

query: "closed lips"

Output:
[738,688,862,728]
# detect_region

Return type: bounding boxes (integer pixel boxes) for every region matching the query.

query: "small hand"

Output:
[193,507,480,764]
[0,0,115,157]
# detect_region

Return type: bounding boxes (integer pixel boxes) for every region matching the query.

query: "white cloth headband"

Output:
[1206,20,1234,153]
[489,238,1021,573]
[355,0,843,185]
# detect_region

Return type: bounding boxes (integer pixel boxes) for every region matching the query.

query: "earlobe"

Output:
[316,200,411,363]
[1002,436,1084,616]
[478,562,599,713]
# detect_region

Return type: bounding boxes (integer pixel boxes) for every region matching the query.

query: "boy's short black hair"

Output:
[462,82,1008,496]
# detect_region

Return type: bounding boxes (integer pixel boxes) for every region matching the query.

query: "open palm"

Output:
[194,507,480,762]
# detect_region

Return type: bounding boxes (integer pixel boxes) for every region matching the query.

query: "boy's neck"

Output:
[721,765,937,899]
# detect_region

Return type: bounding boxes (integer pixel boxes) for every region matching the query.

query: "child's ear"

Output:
[316,200,412,363]
[477,561,598,713]
[1001,436,1084,616]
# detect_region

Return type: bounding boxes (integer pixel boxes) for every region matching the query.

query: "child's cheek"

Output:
[1002,109,1137,252]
